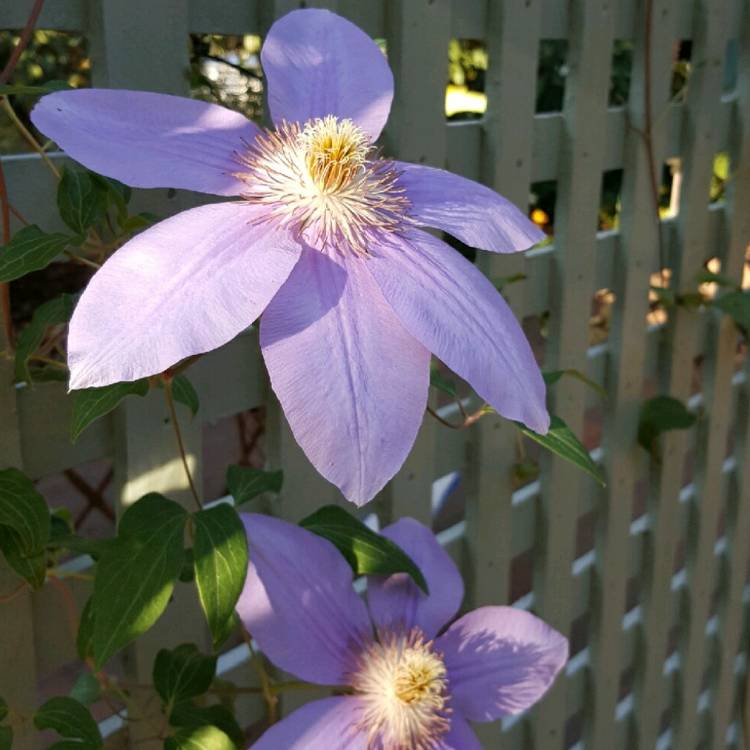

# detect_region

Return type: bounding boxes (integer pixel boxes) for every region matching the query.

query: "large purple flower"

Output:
[32,9,548,505]
[237,514,568,749]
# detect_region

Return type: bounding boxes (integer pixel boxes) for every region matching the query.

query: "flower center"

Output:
[350,629,451,749]
[301,115,370,193]
[235,116,410,255]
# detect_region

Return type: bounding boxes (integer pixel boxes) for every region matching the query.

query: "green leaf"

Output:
[193,505,248,647]
[0,527,46,588]
[0,726,12,750]
[91,494,187,667]
[153,644,217,710]
[300,505,429,593]
[119,212,158,234]
[542,369,607,399]
[695,269,735,288]
[0,225,72,283]
[429,368,457,398]
[70,379,150,442]
[638,395,697,457]
[712,290,750,333]
[226,465,283,506]
[89,175,131,222]
[34,697,102,749]
[494,272,528,291]
[172,375,199,416]
[0,80,72,96]
[57,167,107,236]
[169,704,244,748]
[650,285,676,308]
[70,672,101,706]
[76,598,95,661]
[0,469,48,587]
[164,724,235,750]
[516,415,606,486]
[0,696,6,721]
[0,468,49,554]
[14,293,75,383]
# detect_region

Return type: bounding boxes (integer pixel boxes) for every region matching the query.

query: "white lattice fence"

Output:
[1,0,749,748]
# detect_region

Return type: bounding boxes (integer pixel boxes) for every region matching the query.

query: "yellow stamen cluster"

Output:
[350,628,451,749]
[235,116,410,255]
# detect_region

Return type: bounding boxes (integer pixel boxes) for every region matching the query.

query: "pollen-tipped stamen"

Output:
[350,628,451,750]
[234,116,411,255]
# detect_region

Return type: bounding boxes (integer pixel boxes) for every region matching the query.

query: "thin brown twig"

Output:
[1,97,61,179]
[242,627,279,724]
[163,375,202,510]
[426,404,488,431]
[0,580,28,604]
[0,0,45,85]
[9,203,29,226]
[63,249,101,270]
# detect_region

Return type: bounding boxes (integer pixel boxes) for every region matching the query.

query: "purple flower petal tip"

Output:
[31,89,258,195]
[438,605,569,721]
[262,9,393,140]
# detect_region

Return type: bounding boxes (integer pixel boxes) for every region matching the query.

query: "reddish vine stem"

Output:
[0,0,46,85]
[0,0,48,350]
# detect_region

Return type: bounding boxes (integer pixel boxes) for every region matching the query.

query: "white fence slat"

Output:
[709,385,750,748]
[466,2,541,746]
[463,0,542,610]
[88,0,190,94]
[587,1,678,747]
[531,1,615,747]
[676,3,750,746]
[382,0,450,525]
[634,1,731,747]
[708,10,750,745]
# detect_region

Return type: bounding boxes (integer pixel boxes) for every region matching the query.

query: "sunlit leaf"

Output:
[0,225,72,283]
[0,468,49,554]
[14,293,75,383]
[192,505,248,647]
[153,644,217,710]
[172,375,200,417]
[638,395,696,458]
[34,697,102,749]
[226,465,283,506]
[516,416,606,486]
[57,167,107,236]
[165,724,234,750]
[300,505,428,593]
[169,704,244,748]
[91,494,187,666]
[70,380,150,442]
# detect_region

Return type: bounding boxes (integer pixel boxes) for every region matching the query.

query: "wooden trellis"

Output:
[1,0,749,748]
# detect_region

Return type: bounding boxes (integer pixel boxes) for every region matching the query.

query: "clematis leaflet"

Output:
[32,9,549,505]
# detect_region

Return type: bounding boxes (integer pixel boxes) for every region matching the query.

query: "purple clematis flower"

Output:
[32,9,549,505]
[237,514,568,749]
